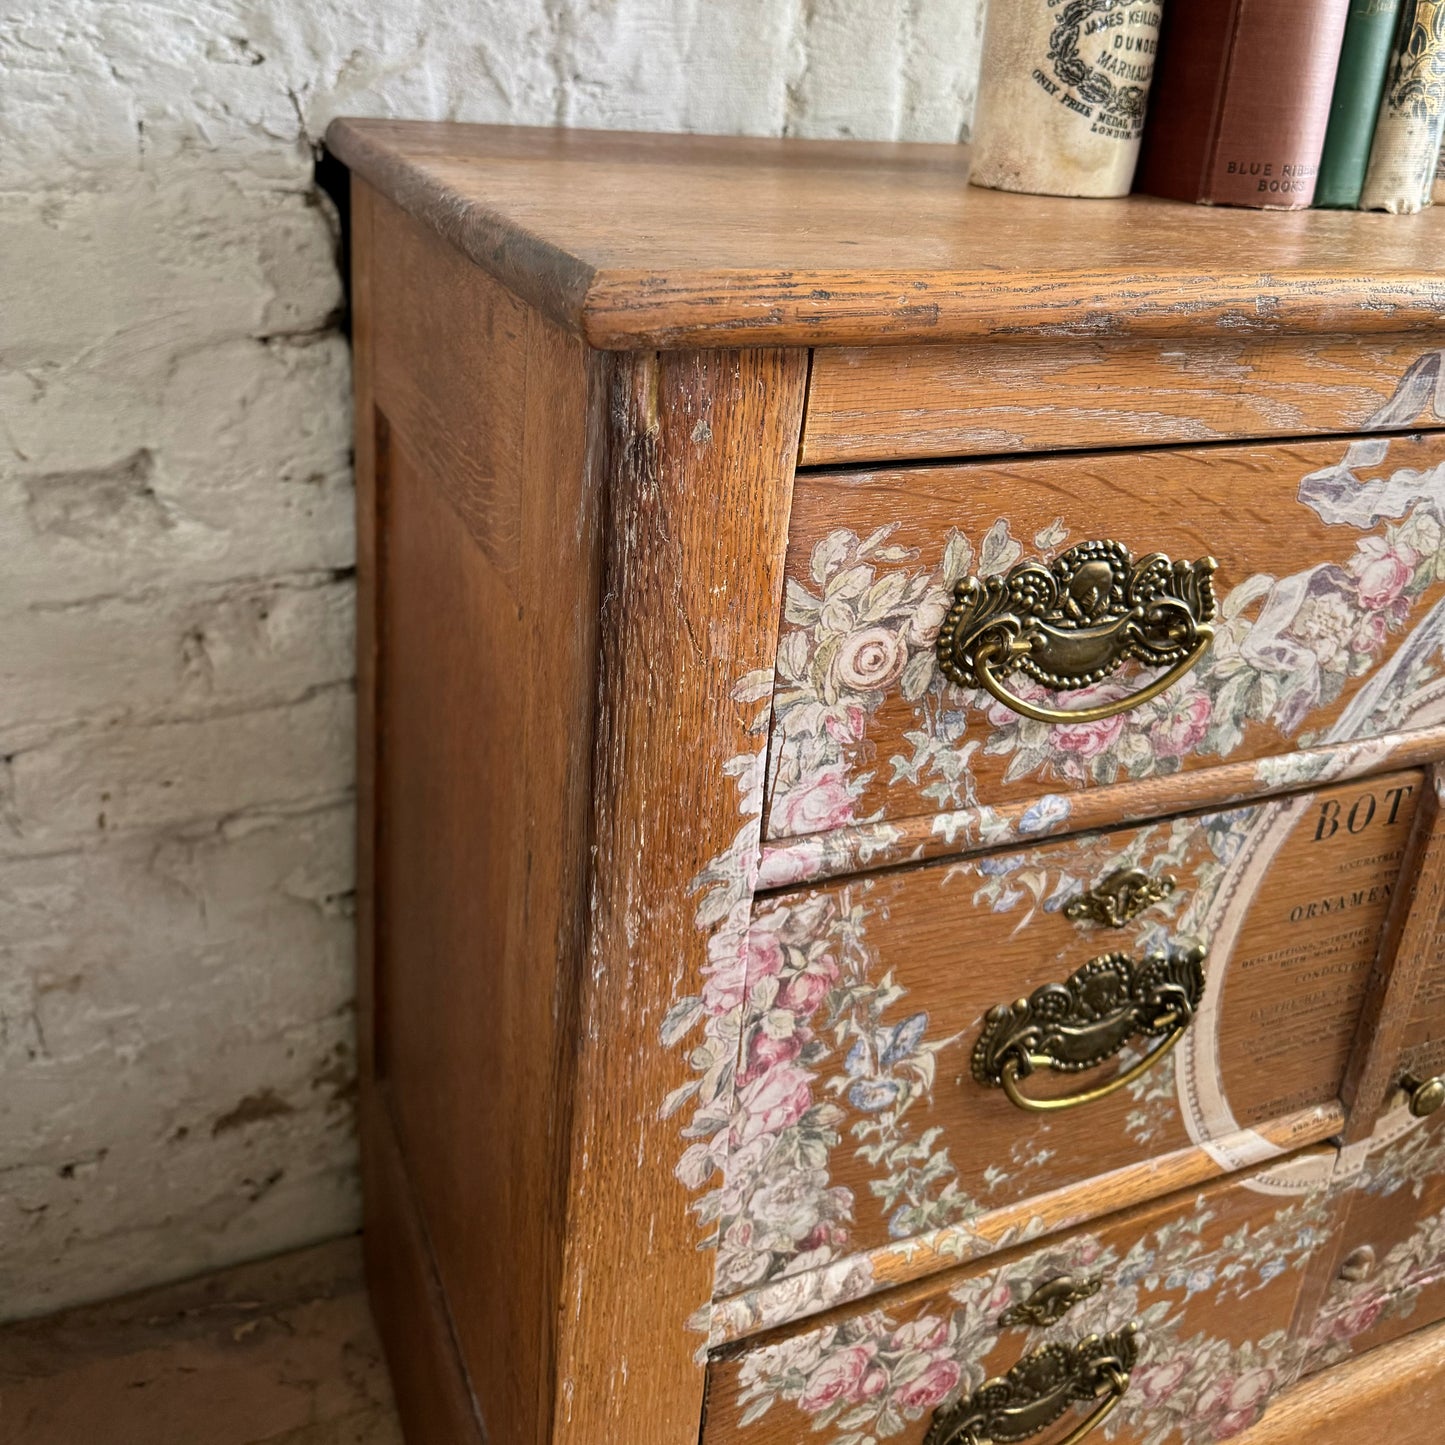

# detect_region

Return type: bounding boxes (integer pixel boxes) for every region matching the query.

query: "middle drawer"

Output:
[716,770,1420,1299]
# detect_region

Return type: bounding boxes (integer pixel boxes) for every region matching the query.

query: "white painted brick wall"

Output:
[0,0,982,1319]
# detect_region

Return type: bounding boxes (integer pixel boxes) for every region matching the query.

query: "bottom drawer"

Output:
[703,1152,1333,1445]
[1303,1105,1445,1374]
[1302,906,1445,1375]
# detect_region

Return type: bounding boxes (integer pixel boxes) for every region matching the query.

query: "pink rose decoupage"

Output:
[662,349,1445,1357]
[763,353,1445,850]
[706,1161,1334,1445]
[672,789,1271,1344]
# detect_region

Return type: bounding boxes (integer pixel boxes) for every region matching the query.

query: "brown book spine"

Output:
[1138,0,1354,208]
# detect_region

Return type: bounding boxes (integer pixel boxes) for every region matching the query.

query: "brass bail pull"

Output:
[1000,1021,1188,1114]
[935,540,1217,726]
[924,1327,1138,1445]
[975,634,1211,725]
[1051,1367,1130,1445]
[972,944,1207,1115]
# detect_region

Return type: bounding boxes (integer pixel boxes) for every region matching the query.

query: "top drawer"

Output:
[801,340,1445,466]
[765,430,1445,843]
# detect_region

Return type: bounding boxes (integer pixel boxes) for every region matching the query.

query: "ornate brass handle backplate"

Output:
[924,1326,1139,1445]
[1063,868,1176,929]
[973,945,1207,1113]
[935,540,1217,725]
[998,1274,1103,1329]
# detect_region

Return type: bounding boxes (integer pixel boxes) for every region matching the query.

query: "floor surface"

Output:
[0,1237,403,1445]
[7,1233,1444,1445]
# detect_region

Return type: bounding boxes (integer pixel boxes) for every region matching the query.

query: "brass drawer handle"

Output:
[973,945,1207,1114]
[924,1325,1138,1445]
[936,540,1216,725]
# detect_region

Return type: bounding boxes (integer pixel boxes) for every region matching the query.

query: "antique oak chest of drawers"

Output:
[326,120,1445,1445]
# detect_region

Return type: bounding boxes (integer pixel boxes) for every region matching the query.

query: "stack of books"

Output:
[970,0,1445,212]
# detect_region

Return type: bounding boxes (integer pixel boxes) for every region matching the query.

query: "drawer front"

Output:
[713,772,1419,1296]
[765,432,1445,843]
[801,338,1445,467]
[1302,904,1445,1373]
[1303,1107,1445,1373]
[703,1154,1333,1445]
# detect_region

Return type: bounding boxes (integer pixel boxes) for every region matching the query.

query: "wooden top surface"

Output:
[327,119,1445,350]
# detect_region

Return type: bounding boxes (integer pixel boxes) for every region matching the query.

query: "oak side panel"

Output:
[802,336,1445,464]
[550,350,808,1445]
[362,1098,487,1445]
[363,187,607,1445]
[356,177,487,1445]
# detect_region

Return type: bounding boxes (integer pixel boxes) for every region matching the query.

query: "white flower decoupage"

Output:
[661,350,1445,1346]
[764,366,1445,841]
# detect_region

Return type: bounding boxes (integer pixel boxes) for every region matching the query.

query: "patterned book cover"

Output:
[1361,0,1445,210]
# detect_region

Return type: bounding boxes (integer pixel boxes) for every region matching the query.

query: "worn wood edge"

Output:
[361,1091,487,1445]
[707,1101,1344,1346]
[327,118,598,342]
[326,121,1445,350]
[757,723,1445,892]
[547,349,810,1445]
[1340,765,1445,1141]
[1235,1316,1445,1444]
[577,268,1445,350]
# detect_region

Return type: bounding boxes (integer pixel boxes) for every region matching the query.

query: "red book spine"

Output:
[1137,0,1353,208]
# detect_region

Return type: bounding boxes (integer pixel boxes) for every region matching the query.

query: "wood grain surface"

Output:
[1300,1101,1445,1374]
[802,337,1445,465]
[711,1102,1344,1348]
[1235,1318,1445,1444]
[359,185,607,1445]
[704,1157,1333,1445]
[324,120,1445,350]
[767,433,1445,840]
[353,182,488,1445]
[755,724,1445,891]
[548,349,808,1445]
[1339,766,1445,1140]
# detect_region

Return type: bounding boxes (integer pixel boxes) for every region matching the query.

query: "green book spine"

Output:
[1316,0,1405,206]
